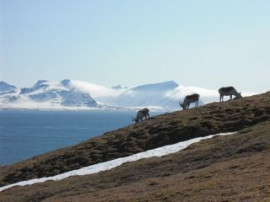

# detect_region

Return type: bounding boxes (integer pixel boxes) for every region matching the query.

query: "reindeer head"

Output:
[131,117,139,123]
[179,101,185,110]
[236,92,242,99]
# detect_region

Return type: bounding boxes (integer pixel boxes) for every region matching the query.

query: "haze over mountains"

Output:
[0,79,247,110]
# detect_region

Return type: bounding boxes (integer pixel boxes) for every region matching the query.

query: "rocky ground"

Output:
[0,92,270,201]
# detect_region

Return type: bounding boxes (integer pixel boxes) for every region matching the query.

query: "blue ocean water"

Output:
[0,110,160,165]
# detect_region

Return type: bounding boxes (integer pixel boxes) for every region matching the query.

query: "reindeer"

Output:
[132,108,150,123]
[218,86,242,102]
[179,93,200,110]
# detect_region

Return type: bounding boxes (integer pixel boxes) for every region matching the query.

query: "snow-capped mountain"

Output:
[98,81,182,110]
[0,81,17,94]
[0,82,20,103]
[0,79,242,110]
[96,81,222,110]
[20,79,97,107]
[0,80,98,109]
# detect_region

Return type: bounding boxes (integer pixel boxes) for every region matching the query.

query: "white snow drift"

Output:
[0,131,236,192]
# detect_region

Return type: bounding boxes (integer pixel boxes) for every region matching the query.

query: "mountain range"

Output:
[0,79,244,110]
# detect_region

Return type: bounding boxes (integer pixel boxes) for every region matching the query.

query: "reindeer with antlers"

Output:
[218,86,242,102]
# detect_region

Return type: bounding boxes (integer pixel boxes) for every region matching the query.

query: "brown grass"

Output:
[1,120,270,201]
[0,91,270,201]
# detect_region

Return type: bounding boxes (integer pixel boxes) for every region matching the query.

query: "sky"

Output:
[0,0,270,92]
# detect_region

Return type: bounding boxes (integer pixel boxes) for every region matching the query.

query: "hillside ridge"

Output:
[0,91,269,187]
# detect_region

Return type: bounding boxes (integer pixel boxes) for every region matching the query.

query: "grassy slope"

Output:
[1,92,270,186]
[1,119,270,201]
[0,92,270,201]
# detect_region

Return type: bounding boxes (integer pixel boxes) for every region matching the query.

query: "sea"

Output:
[0,110,161,165]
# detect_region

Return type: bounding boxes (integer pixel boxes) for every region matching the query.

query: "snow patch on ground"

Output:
[0,131,236,192]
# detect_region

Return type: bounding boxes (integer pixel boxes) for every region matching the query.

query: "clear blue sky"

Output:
[1,0,270,92]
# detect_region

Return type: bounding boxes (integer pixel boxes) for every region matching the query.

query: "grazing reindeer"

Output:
[179,93,200,110]
[132,108,150,123]
[218,86,242,102]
